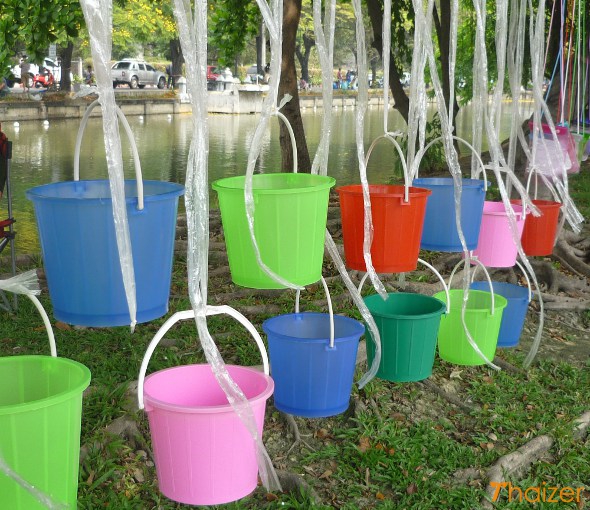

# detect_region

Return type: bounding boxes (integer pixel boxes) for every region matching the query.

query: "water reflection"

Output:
[1,102,531,254]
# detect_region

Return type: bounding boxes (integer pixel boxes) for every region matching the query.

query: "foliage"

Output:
[0,0,83,75]
[209,0,261,67]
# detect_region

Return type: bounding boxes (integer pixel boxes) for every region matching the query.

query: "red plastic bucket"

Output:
[337,184,431,273]
[511,199,561,256]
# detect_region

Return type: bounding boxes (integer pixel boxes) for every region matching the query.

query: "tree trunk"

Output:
[59,42,74,92]
[365,0,410,123]
[170,39,184,86]
[280,0,312,173]
[295,32,315,83]
[433,1,460,130]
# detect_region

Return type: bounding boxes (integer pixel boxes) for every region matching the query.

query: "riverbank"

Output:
[0,85,391,122]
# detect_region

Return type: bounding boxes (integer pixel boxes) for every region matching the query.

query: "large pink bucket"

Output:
[472,201,525,267]
[138,308,274,506]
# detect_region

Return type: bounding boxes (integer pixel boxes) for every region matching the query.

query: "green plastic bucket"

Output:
[434,290,507,366]
[364,293,447,382]
[212,173,335,289]
[0,355,91,509]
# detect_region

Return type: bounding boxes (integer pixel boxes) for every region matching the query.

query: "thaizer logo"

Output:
[490,481,586,504]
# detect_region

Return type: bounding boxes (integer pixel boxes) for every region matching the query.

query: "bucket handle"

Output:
[448,257,496,315]
[412,135,489,191]
[524,166,565,243]
[356,258,451,313]
[73,98,144,210]
[137,305,270,410]
[273,109,298,174]
[294,276,335,349]
[364,133,410,202]
[0,271,57,357]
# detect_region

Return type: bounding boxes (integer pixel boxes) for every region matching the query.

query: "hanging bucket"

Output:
[470,281,530,348]
[337,184,431,272]
[471,201,525,267]
[138,307,274,506]
[511,199,561,256]
[26,101,184,326]
[528,122,580,177]
[412,178,487,251]
[0,321,90,510]
[262,277,364,417]
[363,292,446,382]
[213,173,334,288]
[434,289,507,365]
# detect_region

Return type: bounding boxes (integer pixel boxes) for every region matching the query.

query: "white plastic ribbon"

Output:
[172,0,280,492]
[79,0,137,331]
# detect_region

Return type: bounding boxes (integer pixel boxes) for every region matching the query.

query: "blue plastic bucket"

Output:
[470,281,529,347]
[412,178,487,252]
[262,312,364,418]
[26,180,184,326]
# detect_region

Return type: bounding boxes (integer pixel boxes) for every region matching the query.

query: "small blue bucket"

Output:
[412,178,487,252]
[470,281,530,347]
[262,312,364,418]
[26,180,184,327]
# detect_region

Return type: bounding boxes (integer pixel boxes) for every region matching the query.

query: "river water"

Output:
[1,102,531,254]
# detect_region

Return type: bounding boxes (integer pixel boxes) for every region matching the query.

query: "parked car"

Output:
[245,64,264,83]
[207,65,220,82]
[111,59,166,89]
[12,57,65,83]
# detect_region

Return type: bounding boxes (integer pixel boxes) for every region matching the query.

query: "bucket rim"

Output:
[363,292,447,320]
[0,355,91,415]
[336,184,432,198]
[25,179,185,202]
[262,312,365,342]
[143,364,274,414]
[510,198,562,210]
[212,174,335,194]
[434,289,508,312]
[470,281,530,301]
[412,177,489,189]
[482,200,524,219]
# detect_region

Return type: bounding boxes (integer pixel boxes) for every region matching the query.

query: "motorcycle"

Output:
[33,70,55,89]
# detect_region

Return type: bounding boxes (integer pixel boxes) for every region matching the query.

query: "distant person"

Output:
[165,64,172,88]
[84,66,94,85]
[0,77,10,97]
[19,57,31,90]
[299,78,309,91]
[337,68,343,89]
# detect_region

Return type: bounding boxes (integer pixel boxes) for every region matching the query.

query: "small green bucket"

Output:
[434,289,507,366]
[0,355,91,509]
[364,293,446,382]
[213,173,335,289]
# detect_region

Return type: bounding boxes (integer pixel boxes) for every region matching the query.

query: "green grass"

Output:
[2,286,589,508]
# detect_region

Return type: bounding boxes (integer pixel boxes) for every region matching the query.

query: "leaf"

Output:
[450,369,463,380]
[266,493,279,502]
[406,482,418,494]
[488,432,498,441]
[376,492,386,500]
[359,436,371,452]
[55,321,71,331]
[319,469,333,479]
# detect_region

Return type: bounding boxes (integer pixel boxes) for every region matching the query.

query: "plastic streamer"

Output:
[410,0,500,369]
[310,0,382,387]
[242,0,299,290]
[382,0,391,134]
[78,0,137,331]
[172,0,280,492]
[311,0,336,177]
[351,0,387,300]
[0,453,67,510]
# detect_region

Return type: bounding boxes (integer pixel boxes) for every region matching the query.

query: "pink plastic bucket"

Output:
[472,201,525,267]
[143,364,274,506]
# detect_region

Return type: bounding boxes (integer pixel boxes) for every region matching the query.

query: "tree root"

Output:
[481,435,554,508]
[573,411,590,440]
[552,238,590,279]
[281,413,316,454]
[419,379,479,413]
[492,357,524,375]
[275,469,321,503]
